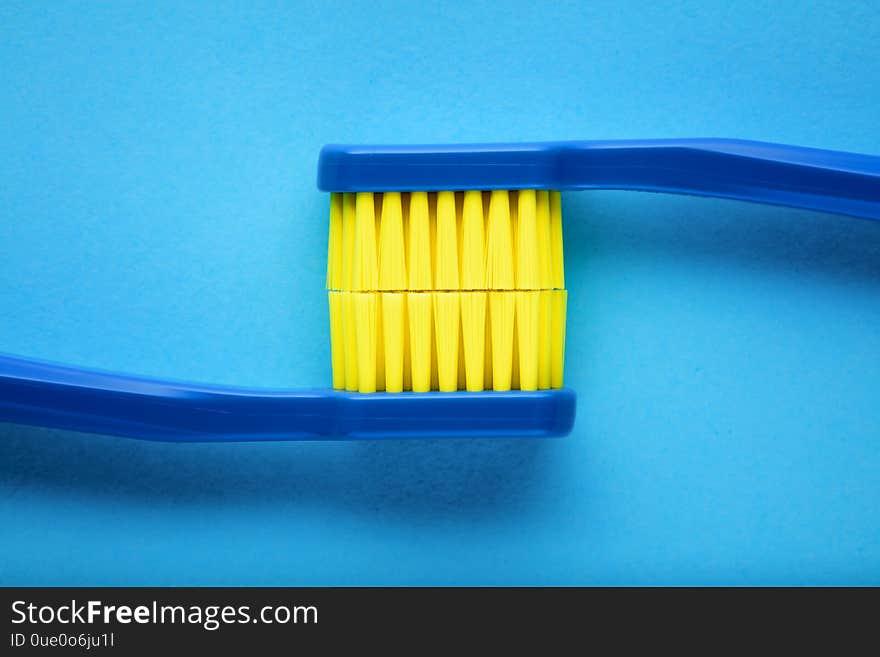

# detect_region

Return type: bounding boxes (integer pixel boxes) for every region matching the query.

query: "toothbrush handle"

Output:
[560,139,880,220]
[319,138,880,220]
[0,353,575,441]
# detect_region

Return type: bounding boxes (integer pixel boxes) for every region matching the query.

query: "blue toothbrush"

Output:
[2,139,878,441]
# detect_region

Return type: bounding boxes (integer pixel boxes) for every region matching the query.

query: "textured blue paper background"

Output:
[1,1,878,585]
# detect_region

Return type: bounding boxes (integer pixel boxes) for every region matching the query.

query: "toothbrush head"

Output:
[321,155,567,395]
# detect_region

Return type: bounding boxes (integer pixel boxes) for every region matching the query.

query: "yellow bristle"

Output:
[402,292,412,391]
[374,193,383,224]
[434,191,459,290]
[457,316,467,391]
[378,192,406,290]
[460,291,486,391]
[407,292,432,392]
[433,292,460,392]
[354,292,377,393]
[483,294,493,390]
[515,189,539,289]
[327,193,343,290]
[429,192,438,290]
[510,189,519,282]
[511,303,520,391]
[456,192,465,288]
[408,192,432,290]
[328,187,566,393]
[430,310,439,391]
[536,190,552,289]
[516,291,539,390]
[328,291,345,389]
[382,292,405,393]
[460,190,485,290]
[342,291,358,391]
[375,295,385,391]
[486,190,514,290]
[355,192,378,291]
[516,189,541,290]
[341,192,357,291]
[428,197,440,390]
[551,289,567,388]
[550,190,564,289]
[537,289,552,389]
[489,291,515,390]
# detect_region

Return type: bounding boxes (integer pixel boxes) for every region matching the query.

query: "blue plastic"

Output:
[0,353,576,441]
[318,138,880,220]
[7,137,878,442]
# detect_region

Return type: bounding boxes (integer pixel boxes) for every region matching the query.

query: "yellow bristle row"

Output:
[326,189,567,392]
[327,190,564,292]
[327,290,566,393]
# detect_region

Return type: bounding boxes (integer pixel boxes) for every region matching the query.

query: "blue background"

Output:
[1,1,878,585]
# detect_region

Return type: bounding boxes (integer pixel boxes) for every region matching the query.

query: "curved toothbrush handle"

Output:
[0,353,575,441]
[559,139,880,220]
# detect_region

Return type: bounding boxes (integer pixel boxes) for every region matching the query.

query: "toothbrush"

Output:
[1,138,878,441]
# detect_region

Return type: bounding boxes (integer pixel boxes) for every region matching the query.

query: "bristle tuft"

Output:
[354,292,377,393]
[434,191,459,290]
[460,190,486,290]
[378,192,406,290]
[407,292,433,392]
[355,192,378,291]
[433,292,460,391]
[485,190,514,290]
[408,192,432,291]
[328,291,345,389]
[515,290,539,390]
[327,188,567,392]
[516,189,539,289]
[551,289,567,388]
[460,291,486,391]
[341,192,357,291]
[550,190,565,289]
[342,290,358,391]
[327,193,343,290]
